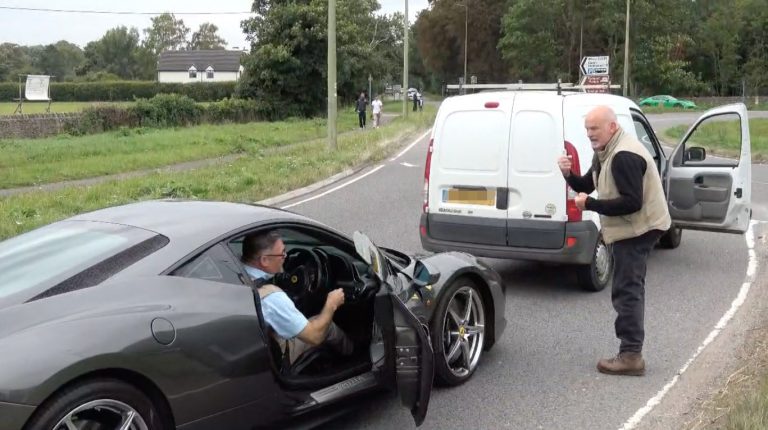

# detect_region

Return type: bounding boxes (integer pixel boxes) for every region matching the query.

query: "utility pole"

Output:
[403,0,409,117]
[623,0,630,97]
[327,0,337,149]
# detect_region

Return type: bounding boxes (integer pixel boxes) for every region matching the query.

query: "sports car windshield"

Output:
[0,221,154,300]
[353,231,388,281]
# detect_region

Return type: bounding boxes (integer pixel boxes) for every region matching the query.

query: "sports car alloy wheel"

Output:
[435,281,485,385]
[53,399,149,430]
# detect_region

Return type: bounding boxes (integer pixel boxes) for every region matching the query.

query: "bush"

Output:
[129,94,204,128]
[65,105,139,136]
[204,98,268,123]
[0,81,236,102]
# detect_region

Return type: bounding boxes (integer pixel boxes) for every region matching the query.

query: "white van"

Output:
[419,90,752,291]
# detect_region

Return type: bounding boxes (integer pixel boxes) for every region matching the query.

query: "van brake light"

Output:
[564,140,582,222]
[423,138,434,213]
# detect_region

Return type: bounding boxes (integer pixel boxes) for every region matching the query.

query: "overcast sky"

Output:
[0,0,430,49]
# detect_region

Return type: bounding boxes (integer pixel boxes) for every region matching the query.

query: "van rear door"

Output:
[505,93,566,249]
[426,94,513,246]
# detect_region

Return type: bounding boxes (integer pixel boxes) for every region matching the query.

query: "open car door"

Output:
[665,103,751,233]
[355,232,434,426]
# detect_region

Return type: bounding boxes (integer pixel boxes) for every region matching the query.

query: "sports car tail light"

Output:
[564,140,582,222]
[423,138,434,213]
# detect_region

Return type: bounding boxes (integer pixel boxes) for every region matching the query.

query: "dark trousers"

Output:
[611,229,663,353]
[358,110,366,128]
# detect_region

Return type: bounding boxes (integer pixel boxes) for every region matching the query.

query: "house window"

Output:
[188,66,197,79]
[206,66,214,79]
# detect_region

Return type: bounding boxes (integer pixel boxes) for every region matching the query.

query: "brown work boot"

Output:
[597,352,645,376]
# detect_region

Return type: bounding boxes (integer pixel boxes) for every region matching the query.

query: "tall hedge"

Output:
[0,81,235,102]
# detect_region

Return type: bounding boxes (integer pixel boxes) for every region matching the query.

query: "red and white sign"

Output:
[580,75,611,93]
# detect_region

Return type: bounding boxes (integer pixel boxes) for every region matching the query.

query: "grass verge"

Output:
[0,111,358,189]
[0,106,436,240]
[664,118,768,161]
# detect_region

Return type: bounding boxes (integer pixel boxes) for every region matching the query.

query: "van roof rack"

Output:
[445,79,621,95]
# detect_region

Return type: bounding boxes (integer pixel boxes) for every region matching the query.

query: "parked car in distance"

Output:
[638,95,697,109]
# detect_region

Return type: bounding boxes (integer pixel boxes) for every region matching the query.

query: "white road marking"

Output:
[620,220,762,430]
[280,164,385,209]
[400,162,418,167]
[281,130,431,209]
[389,129,432,161]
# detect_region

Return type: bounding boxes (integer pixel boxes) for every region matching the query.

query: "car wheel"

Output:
[577,236,613,292]
[658,225,683,249]
[431,278,486,386]
[24,378,166,430]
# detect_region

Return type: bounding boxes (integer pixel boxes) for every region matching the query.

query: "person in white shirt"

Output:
[371,95,383,128]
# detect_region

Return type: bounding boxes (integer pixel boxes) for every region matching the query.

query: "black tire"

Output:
[658,225,683,249]
[430,278,486,386]
[24,378,167,430]
[576,237,613,292]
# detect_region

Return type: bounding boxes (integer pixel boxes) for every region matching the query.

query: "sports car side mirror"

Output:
[413,260,440,286]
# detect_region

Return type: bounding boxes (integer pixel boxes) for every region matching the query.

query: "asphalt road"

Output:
[280,110,768,430]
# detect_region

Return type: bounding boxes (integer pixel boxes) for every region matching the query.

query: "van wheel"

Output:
[577,237,613,292]
[658,225,682,249]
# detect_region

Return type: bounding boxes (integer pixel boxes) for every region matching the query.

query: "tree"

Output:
[0,43,34,81]
[239,0,384,117]
[35,41,85,81]
[189,23,227,50]
[144,13,190,55]
[416,0,508,87]
[80,27,154,80]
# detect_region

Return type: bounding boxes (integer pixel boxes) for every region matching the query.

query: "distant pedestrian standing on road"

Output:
[418,90,424,111]
[371,96,383,128]
[557,105,671,377]
[412,90,419,112]
[356,92,368,129]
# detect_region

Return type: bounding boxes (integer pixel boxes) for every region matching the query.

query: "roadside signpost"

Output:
[579,56,611,93]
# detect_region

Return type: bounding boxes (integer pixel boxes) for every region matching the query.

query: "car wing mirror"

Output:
[413,259,440,287]
[684,147,706,162]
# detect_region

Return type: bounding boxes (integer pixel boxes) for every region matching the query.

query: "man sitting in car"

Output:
[241,231,353,365]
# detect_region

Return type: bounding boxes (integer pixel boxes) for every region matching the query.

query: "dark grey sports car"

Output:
[0,200,506,430]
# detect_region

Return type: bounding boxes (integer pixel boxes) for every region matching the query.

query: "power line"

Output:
[0,6,252,15]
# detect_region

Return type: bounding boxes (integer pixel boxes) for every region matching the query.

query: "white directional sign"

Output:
[580,56,610,76]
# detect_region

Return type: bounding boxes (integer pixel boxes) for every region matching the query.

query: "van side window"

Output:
[631,114,661,171]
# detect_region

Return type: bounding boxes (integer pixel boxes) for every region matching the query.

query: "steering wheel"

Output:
[281,248,328,296]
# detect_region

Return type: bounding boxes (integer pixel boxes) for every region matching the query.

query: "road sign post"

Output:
[580,56,610,76]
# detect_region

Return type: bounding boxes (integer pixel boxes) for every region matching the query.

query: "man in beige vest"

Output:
[241,231,353,366]
[558,106,671,376]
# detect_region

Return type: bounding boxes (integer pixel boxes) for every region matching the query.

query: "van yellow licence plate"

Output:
[442,187,496,206]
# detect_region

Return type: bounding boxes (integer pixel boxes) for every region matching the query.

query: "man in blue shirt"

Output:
[242,231,353,364]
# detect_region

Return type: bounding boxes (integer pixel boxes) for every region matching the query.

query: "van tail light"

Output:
[423,138,434,213]
[564,140,582,222]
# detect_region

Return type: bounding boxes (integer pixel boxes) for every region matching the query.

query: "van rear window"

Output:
[438,110,507,172]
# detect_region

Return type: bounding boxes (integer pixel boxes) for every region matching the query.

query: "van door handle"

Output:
[496,188,509,210]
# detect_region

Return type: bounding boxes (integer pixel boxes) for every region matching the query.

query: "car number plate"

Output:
[442,187,496,206]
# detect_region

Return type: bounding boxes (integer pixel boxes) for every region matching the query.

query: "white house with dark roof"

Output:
[157,50,244,83]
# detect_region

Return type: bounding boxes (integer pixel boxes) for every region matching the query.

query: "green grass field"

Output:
[0,101,133,115]
[664,118,768,161]
[0,111,360,188]
[0,105,436,240]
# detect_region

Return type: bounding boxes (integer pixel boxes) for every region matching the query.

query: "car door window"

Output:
[631,113,662,171]
[172,244,245,286]
[675,113,741,168]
